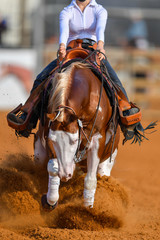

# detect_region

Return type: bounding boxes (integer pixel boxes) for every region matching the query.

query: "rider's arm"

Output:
[96,6,108,43]
[96,6,108,60]
[59,8,71,58]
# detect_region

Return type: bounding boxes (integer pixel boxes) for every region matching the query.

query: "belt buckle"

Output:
[82,38,95,46]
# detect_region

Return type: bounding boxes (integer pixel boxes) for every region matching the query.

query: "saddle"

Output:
[7,39,141,131]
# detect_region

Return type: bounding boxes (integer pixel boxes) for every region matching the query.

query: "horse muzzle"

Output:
[58,164,74,182]
[60,174,72,182]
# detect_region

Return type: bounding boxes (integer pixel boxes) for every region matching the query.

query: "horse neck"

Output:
[49,62,111,124]
[48,69,72,121]
[70,66,112,126]
[65,67,90,113]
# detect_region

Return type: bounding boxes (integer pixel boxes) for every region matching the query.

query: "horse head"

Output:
[46,62,90,182]
[48,108,79,182]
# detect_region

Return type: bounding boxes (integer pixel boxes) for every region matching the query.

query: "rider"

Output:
[7,0,141,140]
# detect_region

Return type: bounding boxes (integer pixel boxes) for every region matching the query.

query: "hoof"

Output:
[41,194,58,212]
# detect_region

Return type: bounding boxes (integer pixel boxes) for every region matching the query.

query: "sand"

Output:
[0,111,160,240]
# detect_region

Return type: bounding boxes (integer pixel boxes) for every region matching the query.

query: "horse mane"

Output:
[49,62,89,122]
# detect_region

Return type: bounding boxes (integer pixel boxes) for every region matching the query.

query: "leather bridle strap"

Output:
[47,105,90,162]
[57,105,90,163]
[58,105,89,141]
[57,105,77,116]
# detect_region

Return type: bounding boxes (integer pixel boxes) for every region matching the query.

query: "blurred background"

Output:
[0,0,160,120]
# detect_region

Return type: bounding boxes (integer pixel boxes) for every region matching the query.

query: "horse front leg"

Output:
[47,158,60,205]
[41,158,60,211]
[98,148,118,177]
[84,134,102,208]
[97,126,120,177]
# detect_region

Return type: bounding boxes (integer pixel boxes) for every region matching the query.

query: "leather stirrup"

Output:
[118,102,142,126]
[7,104,33,131]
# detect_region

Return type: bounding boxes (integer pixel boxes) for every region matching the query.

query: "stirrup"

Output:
[7,104,33,131]
[119,102,142,126]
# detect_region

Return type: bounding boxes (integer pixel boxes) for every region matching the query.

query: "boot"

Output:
[117,98,144,143]
[121,110,157,145]
[7,78,45,137]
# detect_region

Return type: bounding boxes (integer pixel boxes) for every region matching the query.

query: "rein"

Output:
[57,50,106,162]
[74,59,105,163]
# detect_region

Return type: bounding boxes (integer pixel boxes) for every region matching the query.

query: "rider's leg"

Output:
[102,58,139,115]
[102,58,129,100]
[31,59,58,93]
[102,58,142,142]
[8,59,57,127]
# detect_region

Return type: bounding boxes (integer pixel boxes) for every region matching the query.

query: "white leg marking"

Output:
[84,133,102,208]
[47,158,60,206]
[98,148,118,177]
[83,188,96,208]
[48,129,78,180]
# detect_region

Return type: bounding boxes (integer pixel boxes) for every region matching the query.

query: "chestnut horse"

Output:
[34,62,120,209]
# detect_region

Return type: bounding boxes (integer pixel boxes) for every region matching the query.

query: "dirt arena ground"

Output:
[0,111,160,240]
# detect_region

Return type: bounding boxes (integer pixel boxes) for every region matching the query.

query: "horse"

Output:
[34,61,120,209]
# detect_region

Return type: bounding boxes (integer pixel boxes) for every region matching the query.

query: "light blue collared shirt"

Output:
[59,0,108,46]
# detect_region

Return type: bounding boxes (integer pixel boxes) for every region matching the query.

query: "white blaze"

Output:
[48,129,79,180]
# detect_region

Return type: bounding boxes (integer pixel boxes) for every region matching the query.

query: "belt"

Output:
[81,38,96,46]
[67,38,97,50]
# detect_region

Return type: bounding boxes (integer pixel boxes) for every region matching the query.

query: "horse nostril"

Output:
[68,173,72,178]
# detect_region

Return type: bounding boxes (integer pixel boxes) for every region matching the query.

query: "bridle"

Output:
[47,104,100,163]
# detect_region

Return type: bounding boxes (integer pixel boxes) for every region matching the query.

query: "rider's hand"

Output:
[97,40,105,61]
[59,43,66,59]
